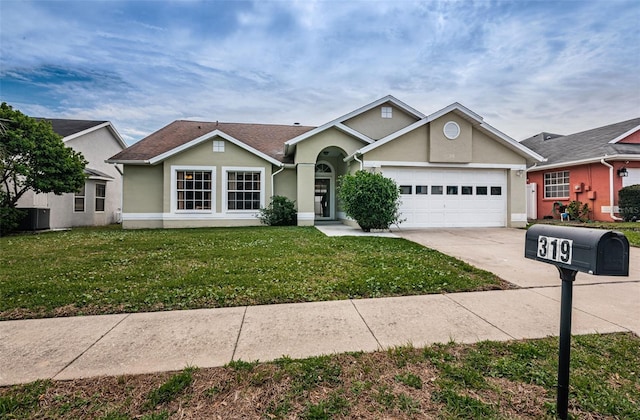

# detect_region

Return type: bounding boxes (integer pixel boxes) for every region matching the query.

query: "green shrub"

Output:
[258,195,297,226]
[566,200,590,222]
[0,196,25,236]
[338,170,402,232]
[619,184,640,222]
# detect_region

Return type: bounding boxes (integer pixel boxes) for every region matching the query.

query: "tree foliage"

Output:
[338,170,402,232]
[1,103,87,233]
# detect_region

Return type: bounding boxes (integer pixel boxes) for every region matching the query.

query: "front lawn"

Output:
[2,332,638,419]
[0,226,506,320]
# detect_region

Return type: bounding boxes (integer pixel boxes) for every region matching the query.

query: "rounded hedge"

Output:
[338,170,402,231]
[619,184,640,222]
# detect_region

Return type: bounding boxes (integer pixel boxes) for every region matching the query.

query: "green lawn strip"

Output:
[1,333,637,419]
[0,226,504,320]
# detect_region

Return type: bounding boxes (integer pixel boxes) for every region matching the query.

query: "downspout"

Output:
[600,159,624,221]
[353,154,363,170]
[271,165,285,198]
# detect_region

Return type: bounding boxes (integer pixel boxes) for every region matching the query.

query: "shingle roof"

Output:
[108,121,316,164]
[36,118,108,138]
[521,118,640,168]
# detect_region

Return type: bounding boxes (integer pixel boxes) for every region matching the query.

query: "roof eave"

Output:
[527,154,640,172]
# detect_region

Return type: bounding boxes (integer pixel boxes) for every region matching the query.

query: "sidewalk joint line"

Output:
[350,300,382,350]
[230,306,248,361]
[53,313,131,380]
[443,294,516,340]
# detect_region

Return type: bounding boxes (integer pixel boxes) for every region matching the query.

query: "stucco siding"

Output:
[429,113,473,163]
[273,168,297,202]
[472,130,527,165]
[123,165,164,213]
[363,125,429,162]
[343,103,419,140]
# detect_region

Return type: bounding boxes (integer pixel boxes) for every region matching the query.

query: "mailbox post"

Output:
[524,225,629,420]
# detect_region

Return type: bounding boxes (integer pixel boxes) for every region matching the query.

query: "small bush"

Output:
[258,195,297,226]
[566,200,590,222]
[0,204,25,236]
[338,170,402,232]
[619,184,640,222]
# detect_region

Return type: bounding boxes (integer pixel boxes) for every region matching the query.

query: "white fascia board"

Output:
[364,161,527,170]
[426,102,484,124]
[527,154,640,172]
[334,123,374,143]
[355,118,429,156]
[105,159,151,165]
[479,123,546,162]
[285,95,425,151]
[147,129,282,166]
[608,125,640,144]
[63,121,128,149]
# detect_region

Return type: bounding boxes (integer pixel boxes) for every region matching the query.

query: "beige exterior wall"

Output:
[123,165,164,213]
[273,167,297,202]
[343,103,419,140]
[472,130,526,165]
[363,125,429,162]
[508,169,528,228]
[429,113,473,163]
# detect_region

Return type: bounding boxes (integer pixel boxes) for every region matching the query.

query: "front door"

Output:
[314,178,332,219]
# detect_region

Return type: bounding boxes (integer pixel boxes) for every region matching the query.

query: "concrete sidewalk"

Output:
[1,227,638,386]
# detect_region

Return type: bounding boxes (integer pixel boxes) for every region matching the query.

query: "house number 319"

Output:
[537,236,573,264]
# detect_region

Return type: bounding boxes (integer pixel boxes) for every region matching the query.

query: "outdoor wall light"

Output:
[617,167,628,177]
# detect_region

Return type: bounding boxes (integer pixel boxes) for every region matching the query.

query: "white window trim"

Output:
[543,170,570,199]
[222,166,266,213]
[95,182,106,213]
[381,106,393,118]
[170,165,216,214]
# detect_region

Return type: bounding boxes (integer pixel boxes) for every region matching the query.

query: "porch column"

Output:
[297,163,315,226]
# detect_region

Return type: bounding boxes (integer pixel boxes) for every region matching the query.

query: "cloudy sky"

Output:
[1,0,639,145]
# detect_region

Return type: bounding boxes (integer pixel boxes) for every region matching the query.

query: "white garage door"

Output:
[623,168,640,187]
[383,168,507,228]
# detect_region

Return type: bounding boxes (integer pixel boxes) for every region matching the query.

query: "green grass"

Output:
[146,367,196,408]
[0,225,505,319]
[2,333,637,419]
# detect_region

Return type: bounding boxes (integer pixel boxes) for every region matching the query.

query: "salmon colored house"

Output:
[521,118,640,221]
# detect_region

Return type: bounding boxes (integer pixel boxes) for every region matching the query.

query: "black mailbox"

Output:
[525,224,629,276]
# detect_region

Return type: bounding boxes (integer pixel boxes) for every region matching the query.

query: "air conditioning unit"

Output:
[17,208,51,231]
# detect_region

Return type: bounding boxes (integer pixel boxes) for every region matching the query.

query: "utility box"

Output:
[17,208,51,231]
[525,224,629,276]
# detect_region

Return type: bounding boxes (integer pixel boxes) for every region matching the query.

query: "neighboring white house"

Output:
[17,119,127,229]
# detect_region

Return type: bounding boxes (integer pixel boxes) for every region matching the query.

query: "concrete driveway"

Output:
[396,228,640,288]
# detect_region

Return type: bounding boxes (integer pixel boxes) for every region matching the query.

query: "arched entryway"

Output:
[314,147,347,222]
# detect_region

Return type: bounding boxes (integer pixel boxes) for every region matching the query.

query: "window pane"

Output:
[461,186,473,195]
[416,185,428,195]
[227,171,262,211]
[491,186,502,195]
[447,186,458,195]
[176,170,212,210]
[431,185,443,195]
[544,171,570,198]
[400,185,412,194]
[476,186,488,195]
[75,197,85,212]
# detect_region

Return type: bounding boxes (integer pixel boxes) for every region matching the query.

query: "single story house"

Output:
[17,119,126,229]
[521,117,640,221]
[107,96,544,229]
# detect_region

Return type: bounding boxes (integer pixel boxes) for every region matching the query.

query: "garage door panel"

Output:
[386,168,507,228]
